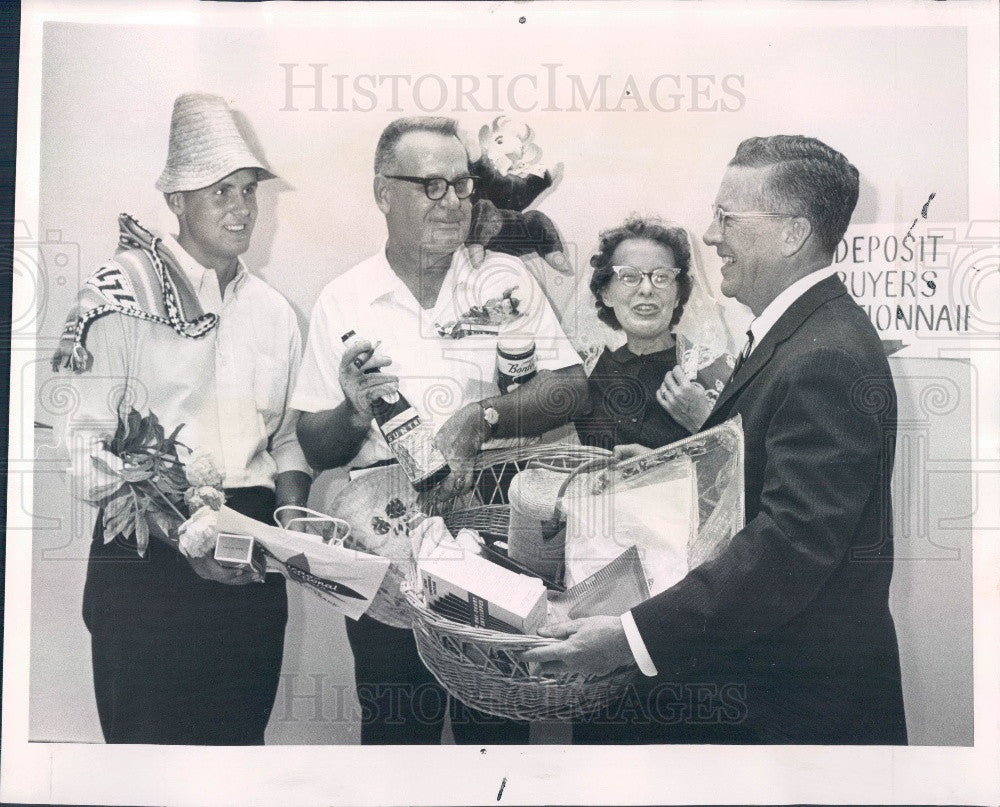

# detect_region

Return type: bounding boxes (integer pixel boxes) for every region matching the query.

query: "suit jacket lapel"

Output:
[707,275,849,423]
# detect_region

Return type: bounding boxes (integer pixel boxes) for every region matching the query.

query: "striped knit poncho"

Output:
[52,214,219,373]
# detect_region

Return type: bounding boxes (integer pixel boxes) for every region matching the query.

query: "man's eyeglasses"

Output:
[383,174,477,201]
[611,265,681,289]
[711,204,800,235]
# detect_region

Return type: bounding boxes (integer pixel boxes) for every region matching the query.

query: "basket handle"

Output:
[273,505,352,547]
[554,454,617,504]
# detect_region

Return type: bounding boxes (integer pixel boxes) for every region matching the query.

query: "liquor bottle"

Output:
[341,331,451,491]
[496,331,537,394]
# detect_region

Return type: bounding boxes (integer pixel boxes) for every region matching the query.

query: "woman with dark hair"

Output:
[573,216,714,449]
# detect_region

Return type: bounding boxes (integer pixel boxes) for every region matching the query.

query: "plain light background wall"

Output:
[27,14,973,744]
[32,20,968,341]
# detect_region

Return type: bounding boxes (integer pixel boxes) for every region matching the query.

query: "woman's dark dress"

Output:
[574,344,689,451]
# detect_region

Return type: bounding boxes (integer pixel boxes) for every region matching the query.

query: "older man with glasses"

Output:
[292,116,587,744]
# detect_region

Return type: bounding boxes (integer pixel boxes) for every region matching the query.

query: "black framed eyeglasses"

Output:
[382,174,477,201]
[611,265,681,289]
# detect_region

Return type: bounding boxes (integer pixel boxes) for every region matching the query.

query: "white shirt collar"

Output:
[746,266,837,355]
[364,243,472,312]
[161,233,248,298]
[362,246,411,306]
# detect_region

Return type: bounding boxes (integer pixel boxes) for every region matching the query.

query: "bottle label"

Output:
[381,408,449,485]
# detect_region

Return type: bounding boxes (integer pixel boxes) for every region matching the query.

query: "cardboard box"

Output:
[214,532,267,576]
[417,526,547,634]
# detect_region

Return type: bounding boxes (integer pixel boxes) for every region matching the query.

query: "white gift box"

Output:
[414,517,548,634]
[213,531,266,576]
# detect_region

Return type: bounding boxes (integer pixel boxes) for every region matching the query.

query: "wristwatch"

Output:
[482,405,500,439]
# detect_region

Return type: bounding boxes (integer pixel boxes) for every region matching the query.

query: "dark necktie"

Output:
[730,328,755,380]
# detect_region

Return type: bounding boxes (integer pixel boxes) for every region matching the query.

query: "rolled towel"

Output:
[507,468,567,580]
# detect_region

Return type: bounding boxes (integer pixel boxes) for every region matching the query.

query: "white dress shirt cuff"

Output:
[620,610,658,677]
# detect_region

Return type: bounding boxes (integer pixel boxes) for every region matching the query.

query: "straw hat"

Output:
[155,92,275,193]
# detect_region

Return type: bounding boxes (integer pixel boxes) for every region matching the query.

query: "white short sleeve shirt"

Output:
[292,245,580,469]
[65,235,310,497]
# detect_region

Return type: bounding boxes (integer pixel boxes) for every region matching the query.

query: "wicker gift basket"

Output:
[326,443,612,629]
[401,418,745,721]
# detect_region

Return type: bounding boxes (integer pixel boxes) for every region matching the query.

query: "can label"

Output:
[497,345,537,394]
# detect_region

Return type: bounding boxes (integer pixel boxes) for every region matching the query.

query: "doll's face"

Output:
[482,116,540,176]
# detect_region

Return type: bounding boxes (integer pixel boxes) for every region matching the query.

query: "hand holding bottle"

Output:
[341,331,452,492]
[339,337,399,419]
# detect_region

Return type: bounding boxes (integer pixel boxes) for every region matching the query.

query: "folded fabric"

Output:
[562,455,697,597]
[52,213,219,373]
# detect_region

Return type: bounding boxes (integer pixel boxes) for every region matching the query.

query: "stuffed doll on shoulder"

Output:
[465,116,571,278]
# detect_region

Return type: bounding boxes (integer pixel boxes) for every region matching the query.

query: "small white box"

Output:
[214,532,266,575]
[418,535,548,634]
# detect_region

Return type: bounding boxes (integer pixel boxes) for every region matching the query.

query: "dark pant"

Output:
[83,487,287,745]
[346,613,530,745]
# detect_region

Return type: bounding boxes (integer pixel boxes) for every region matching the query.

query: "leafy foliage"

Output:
[95,407,191,556]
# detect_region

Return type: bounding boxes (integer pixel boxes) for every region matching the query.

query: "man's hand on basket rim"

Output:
[428,402,488,504]
[521,615,635,677]
[612,443,655,463]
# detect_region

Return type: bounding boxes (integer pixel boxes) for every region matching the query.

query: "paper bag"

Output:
[218,506,392,621]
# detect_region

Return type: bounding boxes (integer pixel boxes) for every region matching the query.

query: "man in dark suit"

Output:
[524,135,907,745]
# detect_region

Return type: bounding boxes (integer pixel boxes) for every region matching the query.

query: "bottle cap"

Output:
[497,332,535,354]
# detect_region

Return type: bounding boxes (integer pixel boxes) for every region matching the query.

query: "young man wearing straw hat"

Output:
[60,92,311,744]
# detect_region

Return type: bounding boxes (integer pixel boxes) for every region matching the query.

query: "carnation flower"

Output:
[178,506,219,558]
[184,449,225,488]
[185,485,226,512]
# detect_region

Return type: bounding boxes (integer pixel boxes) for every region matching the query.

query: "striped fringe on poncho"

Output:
[52,214,219,373]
